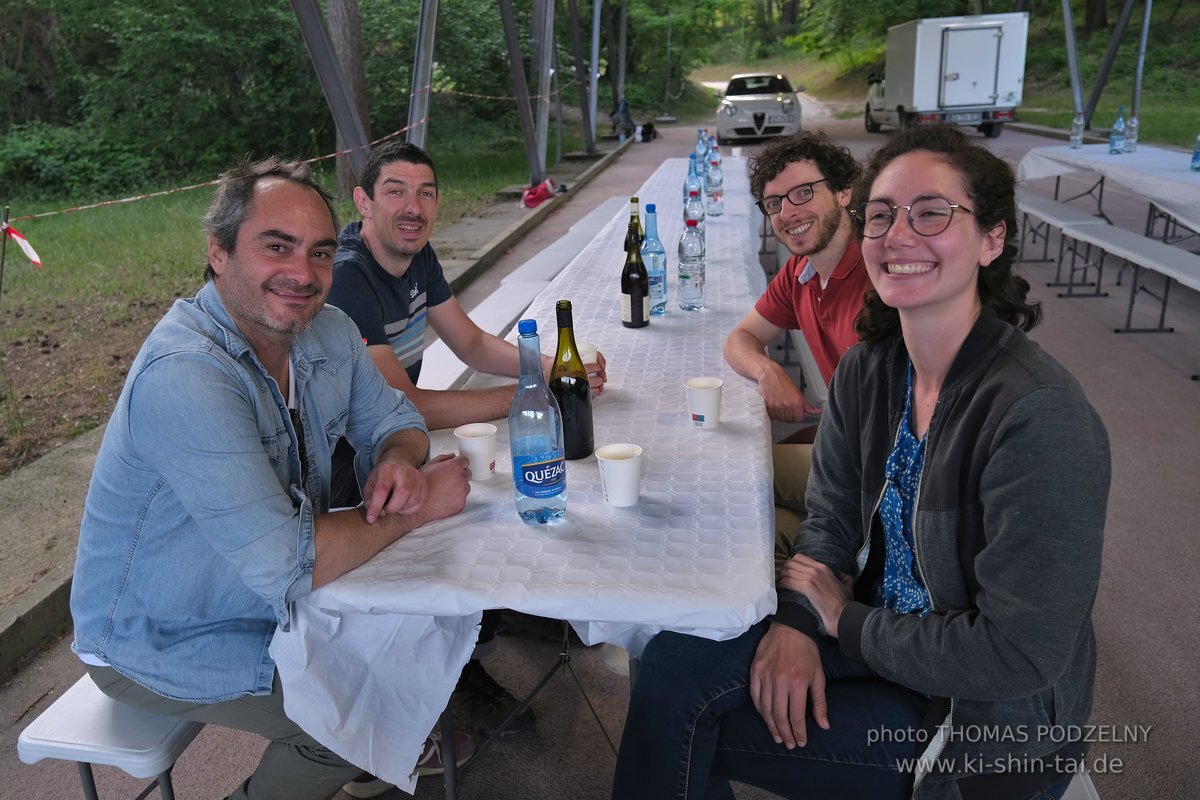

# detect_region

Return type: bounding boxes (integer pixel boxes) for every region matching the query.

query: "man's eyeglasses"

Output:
[851,197,975,239]
[756,179,830,216]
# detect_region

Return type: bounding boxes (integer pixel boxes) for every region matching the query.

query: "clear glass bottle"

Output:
[509,319,567,524]
[1109,106,1126,154]
[642,203,668,316]
[1069,112,1085,149]
[677,219,706,311]
[1123,114,1138,153]
[549,301,593,460]
[705,159,724,217]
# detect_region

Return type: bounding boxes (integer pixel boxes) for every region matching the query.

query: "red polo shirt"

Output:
[754,239,872,385]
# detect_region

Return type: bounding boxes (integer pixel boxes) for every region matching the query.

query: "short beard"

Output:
[788,206,845,259]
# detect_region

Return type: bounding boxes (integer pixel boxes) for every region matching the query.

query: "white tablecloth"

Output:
[1018,143,1200,232]
[271,156,776,791]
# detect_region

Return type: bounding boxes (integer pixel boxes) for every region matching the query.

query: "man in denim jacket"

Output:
[70,158,471,800]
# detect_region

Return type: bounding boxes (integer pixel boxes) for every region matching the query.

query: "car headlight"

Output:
[781,97,794,114]
[722,103,737,117]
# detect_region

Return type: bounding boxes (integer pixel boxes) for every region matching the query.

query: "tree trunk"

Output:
[328,0,371,200]
[1083,0,1109,34]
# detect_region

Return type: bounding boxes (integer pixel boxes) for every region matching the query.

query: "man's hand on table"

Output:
[363,453,471,525]
[587,351,608,396]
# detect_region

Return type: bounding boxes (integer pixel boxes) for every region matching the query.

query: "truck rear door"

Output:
[939,24,1002,109]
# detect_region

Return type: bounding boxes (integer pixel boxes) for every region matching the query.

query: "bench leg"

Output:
[1115,266,1176,334]
[77,762,101,800]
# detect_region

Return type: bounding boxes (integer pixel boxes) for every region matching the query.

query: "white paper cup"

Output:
[595,443,644,507]
[576,341,599,365]
[453,422,497,480]
[684,377,723,429]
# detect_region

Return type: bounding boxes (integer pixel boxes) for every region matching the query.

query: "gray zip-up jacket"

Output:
[776,308,1110,799]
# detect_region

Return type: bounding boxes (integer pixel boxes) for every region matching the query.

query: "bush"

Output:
[0,121,153,200]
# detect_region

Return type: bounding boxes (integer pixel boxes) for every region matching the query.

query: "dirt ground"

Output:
[0,296,166,477]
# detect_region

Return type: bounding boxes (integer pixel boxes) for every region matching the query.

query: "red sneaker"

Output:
[413,729,475,776]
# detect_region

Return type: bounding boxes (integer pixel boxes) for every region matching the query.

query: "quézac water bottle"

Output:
[705,159,724,217]
[678,219,705,311]
[1069,112,1085,149]
[684,189,706,240]
[509,319,567,524]
[1124,114,1138,153]
[1109,106,1126,154]
[642,203,668,315]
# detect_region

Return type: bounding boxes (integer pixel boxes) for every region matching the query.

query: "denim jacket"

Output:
[71,282,427,702]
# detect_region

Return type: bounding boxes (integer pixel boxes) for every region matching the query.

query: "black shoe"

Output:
[451,660,534,738]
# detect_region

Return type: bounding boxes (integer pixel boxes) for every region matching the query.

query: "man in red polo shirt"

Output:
[723,131,871,572]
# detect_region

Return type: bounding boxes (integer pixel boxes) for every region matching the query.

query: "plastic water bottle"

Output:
[1123,114,1138,153]
[1069,112,1085,149]
[1192,133,1200,172]
[1109,106,1126,154]
[709,137,721,167]
[678,219,706,311]
[695,129,709,164]
[508,319,567,524]
[683,154,702,203]
[705,159,724,217]
[642,203,668,315]
[684,189,706,239]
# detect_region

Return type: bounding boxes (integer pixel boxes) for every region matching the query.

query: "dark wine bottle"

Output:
[621,217,650,329]
[549,300,594,460]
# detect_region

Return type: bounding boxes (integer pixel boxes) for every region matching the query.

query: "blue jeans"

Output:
[612,621,929,800]
[612,622,1077,800]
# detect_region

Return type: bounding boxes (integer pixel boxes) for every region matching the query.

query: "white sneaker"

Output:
[342,773,395,798]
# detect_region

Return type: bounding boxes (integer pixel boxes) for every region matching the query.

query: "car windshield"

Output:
[725,75,793,96]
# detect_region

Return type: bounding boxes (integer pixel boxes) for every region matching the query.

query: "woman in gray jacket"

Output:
[611,126,1110,800]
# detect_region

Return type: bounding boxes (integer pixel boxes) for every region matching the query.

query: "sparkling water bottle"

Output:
[695,128,709,165]
[642,203,668,315]
[1123,114,1138,153]
[684,189,706,239]
[1069,112,1085,149]
[1192,133,1200,172]
[508,319,567,524]
[705,159,724,217]
[678,219,706,311]
[1109,106,1126,154]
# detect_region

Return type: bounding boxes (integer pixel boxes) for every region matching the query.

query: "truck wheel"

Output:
[864,104,881,133]
[980,122,1004,138]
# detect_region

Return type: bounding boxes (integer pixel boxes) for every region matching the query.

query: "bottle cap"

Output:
[518,319,537,335]
[686,219,698,227]
[646,203,656,213]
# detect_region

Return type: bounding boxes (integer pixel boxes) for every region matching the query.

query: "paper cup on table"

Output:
[595,443,644,507]
[576,341,599,365]
[453,422,497,480]
[684,377,723,429]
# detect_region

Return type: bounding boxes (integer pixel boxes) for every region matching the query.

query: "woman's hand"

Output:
[749,624,828,748]
[779,554,854,637]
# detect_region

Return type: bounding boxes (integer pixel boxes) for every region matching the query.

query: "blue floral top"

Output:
[874,363,933,616]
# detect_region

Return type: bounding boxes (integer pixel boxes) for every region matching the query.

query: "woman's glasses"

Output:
[851,197,975,238]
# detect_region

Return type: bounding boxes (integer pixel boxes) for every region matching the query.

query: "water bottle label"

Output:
[513,449,566,498]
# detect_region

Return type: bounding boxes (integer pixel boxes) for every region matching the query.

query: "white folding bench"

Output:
[1061,223,1200,332]
[419,279,550,390]
[501,195,627,284]
[18,673,204,800]
[1016,191,1110,292]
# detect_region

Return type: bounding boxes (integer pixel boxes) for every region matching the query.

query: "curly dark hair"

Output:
[748,130,861,199]
[358,140,438,199]
[202,157,337,283]
[851,125,1041,342]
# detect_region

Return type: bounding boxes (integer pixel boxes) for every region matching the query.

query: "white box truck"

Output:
[864,12,1028,138]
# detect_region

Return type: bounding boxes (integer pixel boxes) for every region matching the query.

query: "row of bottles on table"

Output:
[509,301,597,524]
